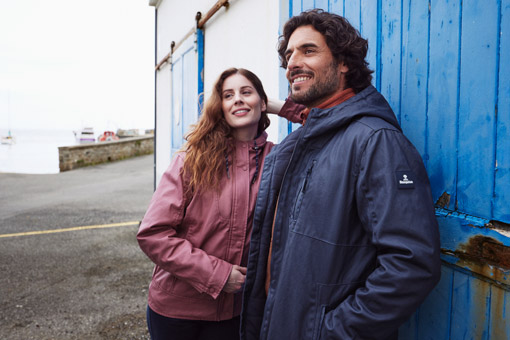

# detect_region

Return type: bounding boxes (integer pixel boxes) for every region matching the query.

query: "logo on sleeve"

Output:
[396,171,415,189]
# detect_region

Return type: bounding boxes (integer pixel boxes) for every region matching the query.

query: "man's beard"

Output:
[290,61,341,107]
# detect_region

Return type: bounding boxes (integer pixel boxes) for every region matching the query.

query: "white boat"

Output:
[73,127,95,143]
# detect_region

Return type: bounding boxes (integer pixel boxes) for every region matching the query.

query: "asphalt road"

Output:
[0,155,156,339]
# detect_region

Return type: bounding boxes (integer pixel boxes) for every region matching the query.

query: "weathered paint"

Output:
[495,0,510,223]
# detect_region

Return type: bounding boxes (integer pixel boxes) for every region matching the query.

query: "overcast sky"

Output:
[0,0,155,132]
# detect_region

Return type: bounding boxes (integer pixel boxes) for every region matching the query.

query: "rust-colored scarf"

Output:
[265,87,356,295]
[299,87,356,125]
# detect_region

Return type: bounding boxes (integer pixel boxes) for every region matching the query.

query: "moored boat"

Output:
[97,131,119,142]
[73,127,95,143]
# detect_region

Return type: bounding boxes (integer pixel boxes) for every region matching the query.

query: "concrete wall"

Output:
[58,136,154,172]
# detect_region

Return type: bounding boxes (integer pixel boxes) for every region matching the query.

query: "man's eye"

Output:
[305,49,314,54]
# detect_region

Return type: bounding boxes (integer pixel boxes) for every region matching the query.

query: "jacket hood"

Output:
[302,85,401,139]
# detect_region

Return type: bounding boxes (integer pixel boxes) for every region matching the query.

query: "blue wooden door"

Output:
[171,34,199,155]
[282,1,510,338]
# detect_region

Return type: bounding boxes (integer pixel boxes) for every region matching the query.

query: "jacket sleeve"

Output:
[136,153,232,299]
[277,98,306,124]
[321,129,441,339]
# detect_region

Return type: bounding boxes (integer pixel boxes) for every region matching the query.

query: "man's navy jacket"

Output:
[240,85,441,340]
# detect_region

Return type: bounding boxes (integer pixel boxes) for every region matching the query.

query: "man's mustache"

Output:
[289,70,314,78]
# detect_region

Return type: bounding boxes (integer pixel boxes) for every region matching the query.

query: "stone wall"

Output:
[58,136,154,172]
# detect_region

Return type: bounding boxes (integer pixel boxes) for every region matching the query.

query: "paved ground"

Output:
[0,155,156,339]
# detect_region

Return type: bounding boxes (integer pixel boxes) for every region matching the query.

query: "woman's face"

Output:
[221,74,266,141]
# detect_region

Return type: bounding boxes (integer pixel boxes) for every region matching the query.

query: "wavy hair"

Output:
[278,9,373,93]
[182,68,270,192]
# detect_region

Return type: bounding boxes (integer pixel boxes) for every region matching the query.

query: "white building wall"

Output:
[202,0,281,142]
[150,0,282,186]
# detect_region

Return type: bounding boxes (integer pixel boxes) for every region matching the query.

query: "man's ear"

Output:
[339,62,349,74]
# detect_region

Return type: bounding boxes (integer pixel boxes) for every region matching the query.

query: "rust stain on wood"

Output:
[435,191,451,208]
[455,235,510,270]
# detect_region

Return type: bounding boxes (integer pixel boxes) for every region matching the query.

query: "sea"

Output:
[0,129,81,174]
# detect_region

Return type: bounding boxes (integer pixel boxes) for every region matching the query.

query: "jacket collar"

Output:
[234,131,268,150]
[302,85,402,139]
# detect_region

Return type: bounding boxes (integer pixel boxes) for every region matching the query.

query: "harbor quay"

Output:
[0,155,155,339]
[59,135,154,172]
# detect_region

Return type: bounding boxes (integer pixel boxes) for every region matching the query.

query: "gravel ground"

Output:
[0,155,156,339]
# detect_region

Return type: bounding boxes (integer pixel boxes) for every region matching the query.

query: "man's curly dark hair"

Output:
[278,9,373,93]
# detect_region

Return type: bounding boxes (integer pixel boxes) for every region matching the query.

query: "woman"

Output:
[137,67,301,340]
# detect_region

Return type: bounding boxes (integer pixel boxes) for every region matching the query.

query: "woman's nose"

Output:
[234,93,243,104]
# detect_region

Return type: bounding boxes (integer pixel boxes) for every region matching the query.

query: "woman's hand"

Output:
[223,265,247,293]
[266,98,285,115]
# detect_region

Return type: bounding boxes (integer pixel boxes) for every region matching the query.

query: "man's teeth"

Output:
[293,76,310,83]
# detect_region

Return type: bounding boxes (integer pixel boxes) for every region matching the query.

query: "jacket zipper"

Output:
[302,160,316,193]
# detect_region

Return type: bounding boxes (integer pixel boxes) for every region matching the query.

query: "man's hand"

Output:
[223,265,247,293]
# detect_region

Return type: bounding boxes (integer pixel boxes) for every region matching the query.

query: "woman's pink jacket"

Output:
[137,132,275,321]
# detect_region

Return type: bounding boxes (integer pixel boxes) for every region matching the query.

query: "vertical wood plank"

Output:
[292,0,302,16]
[302,0,315,11]
[344,0,361,31]
[171,56,183,152]
[494,0,510,223]
[457,0,498,218]
[450,272,491,340]
[279,0,292,141]
[328,0,343,15]
[379,0,402,121]
[314,0,329,11]
[360,0,378,85]
[182,47,198,135]
[489,285,510,340]
[400,0,429,160]
[426,0,461,209]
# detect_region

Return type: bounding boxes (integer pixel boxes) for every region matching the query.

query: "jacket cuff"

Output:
[206,261,233,299]
[278,98,306,124]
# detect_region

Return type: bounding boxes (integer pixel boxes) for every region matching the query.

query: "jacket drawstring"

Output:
[252,140,260,185]
[225,152,230,179]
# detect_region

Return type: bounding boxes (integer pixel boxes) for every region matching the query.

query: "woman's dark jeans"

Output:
[146,306,240,340]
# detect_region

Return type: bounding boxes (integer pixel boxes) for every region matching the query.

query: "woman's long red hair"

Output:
[182,68,270,192]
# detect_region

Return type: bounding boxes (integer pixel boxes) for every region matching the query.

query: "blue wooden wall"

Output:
[282,1,510,339]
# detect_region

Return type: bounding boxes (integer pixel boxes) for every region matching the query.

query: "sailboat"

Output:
[1,129,15,145]
[1,93,15,145]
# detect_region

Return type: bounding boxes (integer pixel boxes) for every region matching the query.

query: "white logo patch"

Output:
[396,171,415,189]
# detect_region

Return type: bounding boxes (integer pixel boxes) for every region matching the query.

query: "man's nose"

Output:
[287,52,302,70]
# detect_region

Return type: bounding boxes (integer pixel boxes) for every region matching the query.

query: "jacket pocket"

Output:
[152,269,212,301]
[169,276,213,300]
[291,160,316,223]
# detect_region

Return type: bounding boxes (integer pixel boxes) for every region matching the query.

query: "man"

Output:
[241,9,441,340]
